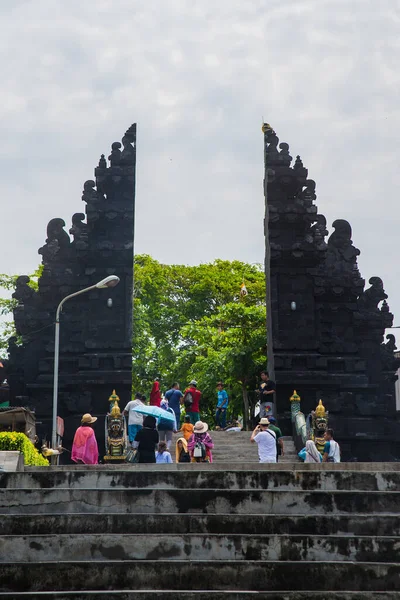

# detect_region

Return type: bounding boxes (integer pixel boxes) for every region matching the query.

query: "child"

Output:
[155,441,173,464]
[175,437,190,463]
[178,415,194,441]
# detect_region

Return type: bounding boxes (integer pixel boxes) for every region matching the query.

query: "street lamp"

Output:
[51,275,120,453]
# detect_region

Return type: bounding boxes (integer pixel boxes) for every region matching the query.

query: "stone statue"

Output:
[38,218,70,263]
[82,180,100,205]
[358,277,388,312]
[69,213,88,249]
[104,390,128,463]
[309,400,329,455]
[12,276,36,305]
[108,142,122,166]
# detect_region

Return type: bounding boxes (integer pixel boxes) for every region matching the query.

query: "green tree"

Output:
[178,302,266,428]
[133,255,266,426]
[0,266,43,357]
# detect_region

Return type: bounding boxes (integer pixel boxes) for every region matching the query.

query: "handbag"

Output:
[298,447,307,462]
[193,441,206,459]
[126,447,140,463]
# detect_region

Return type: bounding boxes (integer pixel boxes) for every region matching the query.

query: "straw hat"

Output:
[193,420,208,434]
[259,418,270,426]
[81,413,97,424]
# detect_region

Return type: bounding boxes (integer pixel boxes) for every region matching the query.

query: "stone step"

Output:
[2,512,398,537]
[1,488,399,514]
[4,468,399,491]
[0,561,398,592]
[0,592,398,599]
[2,533,398,563]
[25,462,400,471]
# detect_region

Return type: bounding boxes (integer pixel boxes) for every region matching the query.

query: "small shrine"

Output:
[104,390,128,463]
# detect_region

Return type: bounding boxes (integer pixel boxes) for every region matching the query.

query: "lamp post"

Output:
[51,275,120,452]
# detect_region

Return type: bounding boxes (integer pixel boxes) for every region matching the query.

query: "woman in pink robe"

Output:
[71,413,99,465]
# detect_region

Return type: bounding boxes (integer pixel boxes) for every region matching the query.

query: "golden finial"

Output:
[290,390,300,402]
[108,389,120,403]
[110,400,121,418]
[108,389,121,417]
[315,399,326,417]
[262,122,273,134]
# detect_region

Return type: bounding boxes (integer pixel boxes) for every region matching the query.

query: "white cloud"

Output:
[0,0,399,326]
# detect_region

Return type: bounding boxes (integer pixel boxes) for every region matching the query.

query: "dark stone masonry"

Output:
[6,124,136,451]
[263,123,400,460]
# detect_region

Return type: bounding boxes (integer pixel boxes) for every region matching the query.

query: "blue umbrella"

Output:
[132,404,176,422]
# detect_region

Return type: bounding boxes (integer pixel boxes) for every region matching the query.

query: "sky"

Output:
[1,0,399,328]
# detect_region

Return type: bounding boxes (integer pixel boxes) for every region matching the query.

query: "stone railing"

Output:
[290,390,307,451]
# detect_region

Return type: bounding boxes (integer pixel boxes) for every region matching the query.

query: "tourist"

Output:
[164,382,183,431]
[250,417,277,463]
[258,371,276,418]
[178,415,194,441]
[267,416,284,461]
[183,379,201,424]
[150,378,161,407]
[158,399,176,449]
[155,441,173,464]
[175,437,191,463]
[188,420,214,463]
[71,413,99,465]
[322,429,341,463]
[215,381,229,429]
[134,415,159,463]
[123,392,144,448]
[304,439,322,463]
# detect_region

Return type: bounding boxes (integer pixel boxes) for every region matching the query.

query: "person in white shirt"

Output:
[322,429,341,463]
[124,393,144,448]
[250,417,277,463]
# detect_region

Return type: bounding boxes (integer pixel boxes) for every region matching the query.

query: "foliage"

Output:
[0,265,43,357]
[0,431,49,466]
[133,255,267,426]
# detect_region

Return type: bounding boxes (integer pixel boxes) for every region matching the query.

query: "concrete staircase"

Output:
[0,447,399,597]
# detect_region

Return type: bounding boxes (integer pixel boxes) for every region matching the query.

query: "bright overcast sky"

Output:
[1,0,399,325]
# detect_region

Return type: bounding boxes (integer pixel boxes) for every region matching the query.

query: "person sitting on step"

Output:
[322,429,341,463]
[175,437,190,463]
[155,440,173,464]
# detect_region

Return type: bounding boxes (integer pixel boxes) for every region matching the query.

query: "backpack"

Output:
[184,391,194,410]
[193,441,206,459]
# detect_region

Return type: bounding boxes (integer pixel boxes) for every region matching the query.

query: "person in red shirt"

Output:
[150,378,161,407]
[183,379,201,424]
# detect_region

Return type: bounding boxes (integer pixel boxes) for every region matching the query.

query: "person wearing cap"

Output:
[215,381,229,429]
[187,420,214,462]
[71,413,99,465]
[267,416,284,461]
[183,380,202,425]
[250,417,277,463]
